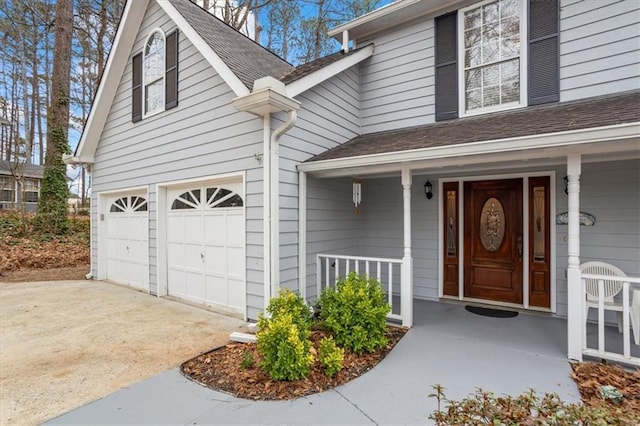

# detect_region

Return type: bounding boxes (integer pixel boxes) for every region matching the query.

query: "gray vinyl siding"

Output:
[559,0,640,101]
[356,0,639,134]
[277,67,361,293]
[91,2,264,318]
[558,159,640,322]
[359,18,435,134]
[305,176,361,300]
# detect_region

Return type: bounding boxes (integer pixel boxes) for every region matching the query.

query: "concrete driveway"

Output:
[0,280,246,426]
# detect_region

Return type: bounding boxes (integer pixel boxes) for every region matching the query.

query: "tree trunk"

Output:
[37,0,73,234]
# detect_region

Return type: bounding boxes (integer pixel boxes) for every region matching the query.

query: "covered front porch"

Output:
[297,134,640,365]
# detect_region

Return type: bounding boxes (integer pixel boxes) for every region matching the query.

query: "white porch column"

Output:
[401,169,414,327]
[566,154,582,361]
[298,171,307,300]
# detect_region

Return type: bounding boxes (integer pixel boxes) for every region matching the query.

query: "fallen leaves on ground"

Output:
[571,361,640,413]
[0,212,89,273]
[181,326,407,400]
[0,265,90,282]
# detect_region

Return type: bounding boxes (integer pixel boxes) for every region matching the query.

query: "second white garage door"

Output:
[167,182,245,313]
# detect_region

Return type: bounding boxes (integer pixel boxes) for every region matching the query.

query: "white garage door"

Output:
[106,194,149,291]
[167,183,245,312]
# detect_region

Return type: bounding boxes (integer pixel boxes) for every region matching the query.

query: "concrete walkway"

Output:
[47,300,581,425]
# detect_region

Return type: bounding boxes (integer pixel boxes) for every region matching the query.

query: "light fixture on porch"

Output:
[563,175,569,195]
[424,180,433,200]
[353,180,362,215]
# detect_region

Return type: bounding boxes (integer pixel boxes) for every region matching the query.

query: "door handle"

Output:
[517,236,523,259]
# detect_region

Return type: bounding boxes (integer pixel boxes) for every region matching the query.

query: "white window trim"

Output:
[457,0,528,117]
[142,28,166,119]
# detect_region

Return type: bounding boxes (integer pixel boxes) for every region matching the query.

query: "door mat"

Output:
[465,305,518,318]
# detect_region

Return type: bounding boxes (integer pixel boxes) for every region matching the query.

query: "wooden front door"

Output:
[464,179,523,304]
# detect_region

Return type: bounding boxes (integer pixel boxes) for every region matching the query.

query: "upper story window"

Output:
[144,31,165,116]
[132,29,179,123]
[435,1,558,122]
[459,0,526,116]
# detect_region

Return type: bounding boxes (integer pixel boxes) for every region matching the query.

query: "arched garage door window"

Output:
[110,196,148,213]
[171,187,243,210]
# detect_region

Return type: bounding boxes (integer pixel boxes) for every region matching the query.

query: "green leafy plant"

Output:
[318,336,344,377]
[259,288,313,333]
[240,350,255,369]
[256,312,314,381]
[319,272,391,354]
[428,385,640,425]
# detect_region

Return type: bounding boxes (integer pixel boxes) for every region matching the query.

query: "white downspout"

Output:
[263,113,271,309]
[269,111,297,301]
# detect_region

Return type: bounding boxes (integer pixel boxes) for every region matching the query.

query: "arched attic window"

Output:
[132,29,179,122]
[144,30,165,116]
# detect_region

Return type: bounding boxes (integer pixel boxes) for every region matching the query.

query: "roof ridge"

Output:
[174,0,292,68]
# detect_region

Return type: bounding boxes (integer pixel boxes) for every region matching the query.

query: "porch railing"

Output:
[316,253,402,322]
[580,273,640,366]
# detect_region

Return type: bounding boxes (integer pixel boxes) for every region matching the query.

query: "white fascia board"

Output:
[286,45,374,97]
[297,123,640,173]
[74,0,149,163]
[157,0,250,97]
[328,0,421,38]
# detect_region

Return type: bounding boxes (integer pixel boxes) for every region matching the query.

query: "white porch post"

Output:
[566,154,582,361]
[401,169,413,327]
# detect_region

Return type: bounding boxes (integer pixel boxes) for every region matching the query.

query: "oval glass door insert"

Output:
[480,197,505,252]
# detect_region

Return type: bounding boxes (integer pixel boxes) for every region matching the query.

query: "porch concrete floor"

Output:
[48,300,582,425]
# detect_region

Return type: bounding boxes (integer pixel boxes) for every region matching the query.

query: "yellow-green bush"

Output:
[256,313,314,381]
[318,336,344,377]
[319,272,391,354]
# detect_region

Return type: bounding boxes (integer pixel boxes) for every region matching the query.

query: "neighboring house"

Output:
[66,0,640,364]
[0,160,44,212]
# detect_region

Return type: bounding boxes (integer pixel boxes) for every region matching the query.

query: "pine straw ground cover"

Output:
[181,326,407,400]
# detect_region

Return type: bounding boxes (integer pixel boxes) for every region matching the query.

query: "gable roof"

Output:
[167,0,293,89]
[306,91,640,163]
[71,0,371,164]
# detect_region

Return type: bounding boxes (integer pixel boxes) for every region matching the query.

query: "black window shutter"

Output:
[435,12,458,121]
[132,52,143,122]
[528,0,559,105]
[165,30,179,110]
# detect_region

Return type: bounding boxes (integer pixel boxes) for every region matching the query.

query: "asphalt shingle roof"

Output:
[280,47,369,84]
[307,91,640,162]
[169,0,294,89]
[0,160,44,178]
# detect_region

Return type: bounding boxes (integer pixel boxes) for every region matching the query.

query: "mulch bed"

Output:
[571,361,640,413]
[181,326,407,400]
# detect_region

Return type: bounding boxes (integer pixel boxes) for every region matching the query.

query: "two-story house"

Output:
[66,0,639,364]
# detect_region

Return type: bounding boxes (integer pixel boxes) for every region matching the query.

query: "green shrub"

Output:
[318,336,344,377]
[259,288,313,333]
[240,350,255,369]
[257,313,314,381]
[428,386,640,425]
[319,272,391,354]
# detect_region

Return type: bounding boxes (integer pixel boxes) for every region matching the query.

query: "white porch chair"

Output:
[580,261,636,342]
